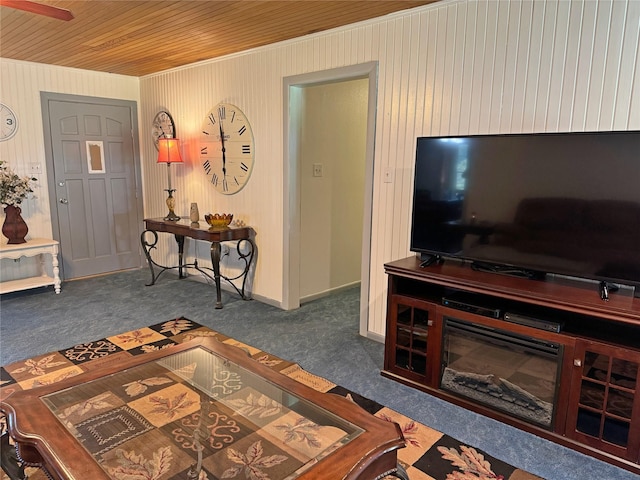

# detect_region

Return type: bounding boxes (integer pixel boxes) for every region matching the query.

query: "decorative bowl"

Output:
[205,213,233,228]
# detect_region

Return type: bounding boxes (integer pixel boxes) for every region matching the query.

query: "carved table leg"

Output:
[0,431,26,480]
[51,243,61,294]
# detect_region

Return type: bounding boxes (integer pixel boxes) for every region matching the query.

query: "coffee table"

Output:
[1,337,407,480]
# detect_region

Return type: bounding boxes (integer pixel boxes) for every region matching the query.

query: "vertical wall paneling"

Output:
[615,1,640,129]
[137,0,638,337]
[0,60,139,282]
[3,0,639,337]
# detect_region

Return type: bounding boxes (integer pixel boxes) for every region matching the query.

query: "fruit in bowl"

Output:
[205,213,233,228]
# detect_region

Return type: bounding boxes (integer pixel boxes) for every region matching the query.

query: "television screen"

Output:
[410,131,640,291]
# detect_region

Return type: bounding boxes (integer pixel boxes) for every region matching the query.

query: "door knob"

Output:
[59,198,68,204]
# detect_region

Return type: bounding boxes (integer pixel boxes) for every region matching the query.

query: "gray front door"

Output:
[42,95,142,279]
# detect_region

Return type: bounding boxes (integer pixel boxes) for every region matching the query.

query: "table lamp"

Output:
[157,136,183,221]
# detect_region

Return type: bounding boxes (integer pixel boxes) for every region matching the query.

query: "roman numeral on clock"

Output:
[212,173,219,186]
[202,159,211,174]
[238,125,246,136]
[208,113,216,125]
[240,162,248,172]
[201,146,208,155]
[218,106,226,120]
[242,145,251,154]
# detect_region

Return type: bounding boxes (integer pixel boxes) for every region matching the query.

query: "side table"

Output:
[0,239,61,294]
[141,218,254,308]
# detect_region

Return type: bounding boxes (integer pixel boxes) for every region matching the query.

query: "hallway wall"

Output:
[298,78,368,300]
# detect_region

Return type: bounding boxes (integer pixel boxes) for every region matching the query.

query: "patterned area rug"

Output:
[0,318,544,480]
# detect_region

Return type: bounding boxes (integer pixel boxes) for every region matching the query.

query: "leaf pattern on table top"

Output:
[275,418,321,448]
[123,376,172,397]
[437,445,504,479]
[107,446,172,480]
[221,440,288,479]
[173,362,197,380]
[60,392,114,419]
[148,391,197,420]
[226,393,281,418]
[9,355,67,376]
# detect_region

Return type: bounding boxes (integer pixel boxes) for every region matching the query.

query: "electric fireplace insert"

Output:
[441,317,563,428]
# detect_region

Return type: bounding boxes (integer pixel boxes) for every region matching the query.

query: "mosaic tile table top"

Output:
[1,318,543,480]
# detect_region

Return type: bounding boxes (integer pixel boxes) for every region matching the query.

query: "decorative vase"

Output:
[2,205,28,244]
[190,203,200,223]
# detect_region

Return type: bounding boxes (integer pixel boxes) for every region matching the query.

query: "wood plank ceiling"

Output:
[0,0,437,77]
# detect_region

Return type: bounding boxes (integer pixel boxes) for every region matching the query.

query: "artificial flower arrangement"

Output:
[0,160,37,207]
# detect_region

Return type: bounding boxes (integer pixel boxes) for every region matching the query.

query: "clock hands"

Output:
[218,115,228,192]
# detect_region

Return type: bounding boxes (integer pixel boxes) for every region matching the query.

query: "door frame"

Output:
[283,62,378,336]
[40,92,144,279]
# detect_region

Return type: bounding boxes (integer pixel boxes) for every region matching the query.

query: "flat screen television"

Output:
[410,131,640,295]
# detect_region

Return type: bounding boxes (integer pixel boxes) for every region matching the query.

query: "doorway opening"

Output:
[283,63,378,336]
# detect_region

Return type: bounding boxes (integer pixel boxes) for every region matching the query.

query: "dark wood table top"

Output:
[144,218,252,242]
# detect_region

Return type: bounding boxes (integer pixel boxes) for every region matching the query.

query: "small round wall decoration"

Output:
[0,103,18,141]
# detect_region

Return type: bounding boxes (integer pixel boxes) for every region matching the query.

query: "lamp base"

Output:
[164,190,180,221]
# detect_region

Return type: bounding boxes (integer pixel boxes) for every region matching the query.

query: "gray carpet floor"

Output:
[0,269,637,480]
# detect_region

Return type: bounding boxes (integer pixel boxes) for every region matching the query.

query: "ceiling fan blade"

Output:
[0,0,74,21]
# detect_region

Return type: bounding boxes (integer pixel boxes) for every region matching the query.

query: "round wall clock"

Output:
[151,110,176,150]
[0,103,18,142]
[200,102,255,195]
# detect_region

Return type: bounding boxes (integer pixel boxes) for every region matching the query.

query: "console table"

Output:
[0,239,61,294]
[141,218,255,308]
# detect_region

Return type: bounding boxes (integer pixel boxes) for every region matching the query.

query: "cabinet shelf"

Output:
[383,255,640,475]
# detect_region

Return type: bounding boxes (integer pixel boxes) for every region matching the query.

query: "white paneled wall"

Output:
[139,0,639,337]
[2,0,638,338]
[0,61,139,281]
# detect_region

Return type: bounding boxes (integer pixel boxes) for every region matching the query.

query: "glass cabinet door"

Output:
[387,295,438,385]
[569,340,640,461]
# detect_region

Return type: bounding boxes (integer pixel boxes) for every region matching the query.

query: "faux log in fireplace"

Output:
[382,256,640,476]
[441,317,562,429]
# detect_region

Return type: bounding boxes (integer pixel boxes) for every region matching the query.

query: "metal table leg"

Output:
[210,241,223,309]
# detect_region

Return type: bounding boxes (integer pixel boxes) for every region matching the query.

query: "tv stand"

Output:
[383,255,640,475]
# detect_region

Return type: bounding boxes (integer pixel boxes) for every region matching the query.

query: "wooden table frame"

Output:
[141,218,255,308]
[1,337,407,480]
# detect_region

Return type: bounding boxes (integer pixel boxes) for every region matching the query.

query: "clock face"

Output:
[200,103,255,195]
[0,103,18,142]
[151,110,176,150]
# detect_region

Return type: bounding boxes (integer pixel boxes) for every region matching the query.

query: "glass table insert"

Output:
[39,345,365,479]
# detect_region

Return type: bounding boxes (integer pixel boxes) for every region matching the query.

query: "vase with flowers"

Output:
[1,161,37,244]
